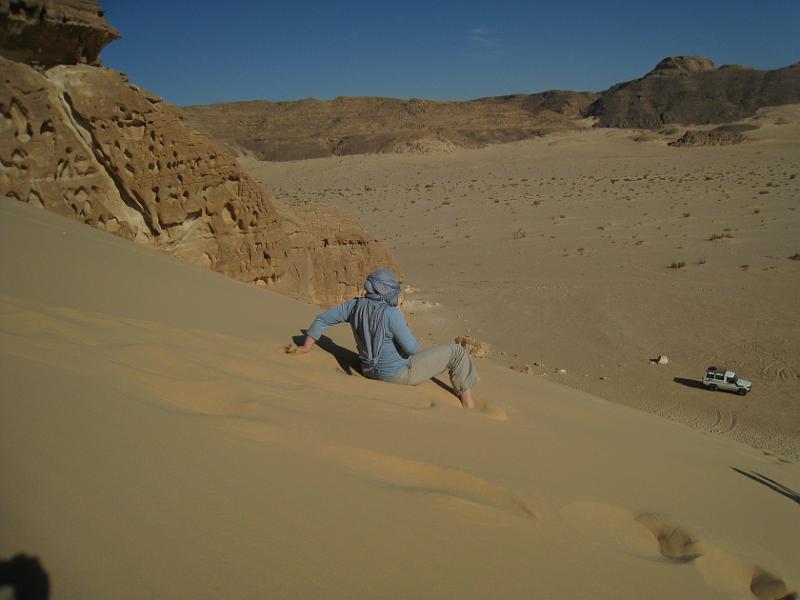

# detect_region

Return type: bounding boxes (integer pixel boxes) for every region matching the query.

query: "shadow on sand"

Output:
[0,554,50,599]
[673,377,706,390]
[294,332,362,376]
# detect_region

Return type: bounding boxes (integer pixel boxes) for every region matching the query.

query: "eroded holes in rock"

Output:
[124,163,135,177]
[103,216,120,233]
[123,148,132,159]
[221,202,236,225]
[148,144,155,152]
[8,100,32,142]
[117,104,127,113]
[55,159,68,179]
[27,191,44,209]
[151,186,160,203]
[263,250,271,262]
[74,187,89,203]
[74,156,96,176]
[8,2,31,16]
[148,162,158,174]
[39,119,55,135]
[65,146,72,154]
[6,191,21,201]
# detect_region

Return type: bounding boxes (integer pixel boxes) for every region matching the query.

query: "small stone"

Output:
[657,355,669,365]
[455,336,491,358]
[557,368,567,374]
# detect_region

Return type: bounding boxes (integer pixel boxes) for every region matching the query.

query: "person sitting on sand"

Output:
[294,269,479,409]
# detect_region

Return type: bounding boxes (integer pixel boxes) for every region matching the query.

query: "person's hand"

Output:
[284,343,307,356]
[284,336,315,356]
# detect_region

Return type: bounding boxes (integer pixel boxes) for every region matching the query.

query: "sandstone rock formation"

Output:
[0,0,119,67]
[182,92,598,162]
[0,1,398,305]
[589,57,800,129]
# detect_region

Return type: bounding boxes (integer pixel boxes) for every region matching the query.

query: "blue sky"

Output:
[100,0,800,107]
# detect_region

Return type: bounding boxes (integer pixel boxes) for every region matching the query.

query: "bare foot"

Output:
[460,389,476,409]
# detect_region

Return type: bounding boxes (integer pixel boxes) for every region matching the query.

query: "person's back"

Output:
[295,269,479,409]
[305,297,419,380]
[348,299,419,379]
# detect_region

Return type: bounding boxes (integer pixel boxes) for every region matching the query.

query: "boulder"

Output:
[455,336,491,358]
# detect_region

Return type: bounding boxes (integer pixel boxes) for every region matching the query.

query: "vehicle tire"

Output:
[709,384,718,391]
[737,388,747,396]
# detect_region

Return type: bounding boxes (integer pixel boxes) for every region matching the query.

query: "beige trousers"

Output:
[386,343,479,396]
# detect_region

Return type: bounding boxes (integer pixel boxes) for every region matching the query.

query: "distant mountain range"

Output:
[181,56,800,161]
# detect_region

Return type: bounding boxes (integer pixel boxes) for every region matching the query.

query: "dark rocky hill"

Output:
[589,56,800,128]
[181,55,800,161]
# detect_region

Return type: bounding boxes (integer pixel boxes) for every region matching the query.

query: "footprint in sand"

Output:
[635,512,704,563]
[470,397,508,421]
[560,502,797,599]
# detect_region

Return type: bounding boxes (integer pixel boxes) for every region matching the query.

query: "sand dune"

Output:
[1,196,798,598]
[246,104,800,462]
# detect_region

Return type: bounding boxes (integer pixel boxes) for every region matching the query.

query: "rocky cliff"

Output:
[182,92,598,161]
[0,0,398,305]
[183,56,800,161]
[588,56,800,129]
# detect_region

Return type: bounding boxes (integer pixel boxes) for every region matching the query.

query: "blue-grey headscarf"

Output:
[351,269,401,377]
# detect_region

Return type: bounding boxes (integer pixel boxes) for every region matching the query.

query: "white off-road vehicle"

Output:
[703,366,752,396]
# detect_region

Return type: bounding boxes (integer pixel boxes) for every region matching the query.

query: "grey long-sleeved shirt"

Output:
[306,298,420,379]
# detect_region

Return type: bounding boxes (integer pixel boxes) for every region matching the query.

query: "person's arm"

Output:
[296,299,356,354]
[388,309,420,356]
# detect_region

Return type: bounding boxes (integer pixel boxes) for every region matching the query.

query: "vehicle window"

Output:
[715,374,724,380]
[726,376,735,383]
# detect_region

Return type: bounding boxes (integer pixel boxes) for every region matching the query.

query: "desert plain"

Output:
[1,106,798,599]
[246,105,800,462]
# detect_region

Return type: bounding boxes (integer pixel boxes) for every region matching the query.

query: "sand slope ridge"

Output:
[1,199,798,599]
